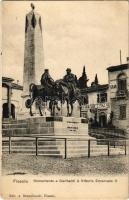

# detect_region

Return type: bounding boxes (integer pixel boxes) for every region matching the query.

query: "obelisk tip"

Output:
[30,3,35,10]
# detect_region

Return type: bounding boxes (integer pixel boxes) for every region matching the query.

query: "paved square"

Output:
[2,154,128,176]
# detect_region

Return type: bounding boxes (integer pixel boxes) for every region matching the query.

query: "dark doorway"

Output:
[11,104,15,119]
[99,113,107,127]
[2,103,8,118]
[3,103,15,119]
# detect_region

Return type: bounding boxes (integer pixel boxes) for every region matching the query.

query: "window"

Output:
[97,93,107,103]
[83,96,88,104]
[119,105,126,120]
[118,73,127,92]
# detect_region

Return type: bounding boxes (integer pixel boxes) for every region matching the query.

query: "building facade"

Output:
[107,63,129,130]
[2,77,23,119]
[81,83,111,127]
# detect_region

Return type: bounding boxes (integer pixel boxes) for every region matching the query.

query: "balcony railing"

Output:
[116,90,128,98]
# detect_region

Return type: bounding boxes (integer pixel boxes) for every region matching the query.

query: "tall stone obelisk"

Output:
[23,3,44,97]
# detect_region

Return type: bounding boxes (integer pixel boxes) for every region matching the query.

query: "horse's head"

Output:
[54,80,62,94]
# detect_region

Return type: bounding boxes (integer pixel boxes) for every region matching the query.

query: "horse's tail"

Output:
[29,83,38,103]
[25,98,33,109]
[29,83,36,93]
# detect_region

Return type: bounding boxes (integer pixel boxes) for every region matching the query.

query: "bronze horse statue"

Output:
[25,83,58,116]
[25,80,84,117]
[55,79,83,116]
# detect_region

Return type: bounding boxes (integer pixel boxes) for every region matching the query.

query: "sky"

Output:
[2,1,128,86]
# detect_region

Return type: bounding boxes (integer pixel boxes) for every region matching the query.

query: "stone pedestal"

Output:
[28,116,92,157]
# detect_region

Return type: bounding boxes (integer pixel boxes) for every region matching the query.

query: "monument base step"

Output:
[2,116,95,158]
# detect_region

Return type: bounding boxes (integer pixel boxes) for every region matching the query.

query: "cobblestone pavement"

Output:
[2,154,128,176]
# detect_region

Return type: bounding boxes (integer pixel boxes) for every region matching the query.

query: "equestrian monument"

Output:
[10,4,92,158]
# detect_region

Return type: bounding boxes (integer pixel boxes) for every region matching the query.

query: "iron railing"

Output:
[2,135,128,159]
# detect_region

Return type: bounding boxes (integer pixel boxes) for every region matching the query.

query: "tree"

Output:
[78,66,89,88]
[94,74,99,85]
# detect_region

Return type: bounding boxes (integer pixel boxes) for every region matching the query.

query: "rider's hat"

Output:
[66,68,71,72]
[44,69,49,72]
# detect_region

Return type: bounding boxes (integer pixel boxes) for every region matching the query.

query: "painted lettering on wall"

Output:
[110,84,117,89]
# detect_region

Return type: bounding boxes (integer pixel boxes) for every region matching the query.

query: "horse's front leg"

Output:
[50,104,53,116]
[53,105,55,116]
[56,104,60,111]
[39,106,43,116]
[70,103,73,116]
[30,106,33,116]
[67,101,70,116]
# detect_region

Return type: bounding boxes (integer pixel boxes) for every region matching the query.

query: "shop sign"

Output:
[89,103,110,110]
[97,103,110,109]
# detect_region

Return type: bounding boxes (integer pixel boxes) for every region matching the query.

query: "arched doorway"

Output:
[99,112,107,127]
[2,103,15,119]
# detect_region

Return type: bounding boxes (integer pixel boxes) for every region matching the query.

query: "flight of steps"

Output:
[2,137,126,157]
[89,127,128,139]
[2,117,127,158]
[2,138,62,157]
[2,118,62,157]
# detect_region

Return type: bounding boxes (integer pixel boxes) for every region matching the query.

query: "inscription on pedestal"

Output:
[67,122,79,132]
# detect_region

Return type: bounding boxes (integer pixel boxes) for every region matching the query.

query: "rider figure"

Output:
[63,68,78,94]
[40,69,55,89]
